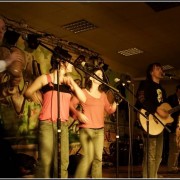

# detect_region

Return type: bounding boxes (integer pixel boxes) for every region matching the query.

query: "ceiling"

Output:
[1,2,180,81]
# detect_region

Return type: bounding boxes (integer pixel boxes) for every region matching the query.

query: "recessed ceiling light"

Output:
[162,64,174,70]
[118,48,143,56]
[62,19,97,34]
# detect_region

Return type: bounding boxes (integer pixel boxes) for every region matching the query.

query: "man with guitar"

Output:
[135,62,169,178]
[167,84,180,173]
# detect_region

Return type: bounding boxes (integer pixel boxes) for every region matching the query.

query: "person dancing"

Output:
[70,67,117,178]
[24,54,86,178]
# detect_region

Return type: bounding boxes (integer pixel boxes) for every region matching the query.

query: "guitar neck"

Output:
[169,105,180,114]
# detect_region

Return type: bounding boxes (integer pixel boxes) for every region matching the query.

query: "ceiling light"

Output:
[62,19,97,34]
[26,34,40,49]
[118,48,143,56]
[162,64,174,70]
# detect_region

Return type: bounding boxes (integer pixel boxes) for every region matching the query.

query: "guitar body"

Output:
[139,103,174,136]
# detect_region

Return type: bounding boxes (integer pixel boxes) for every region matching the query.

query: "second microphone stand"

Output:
[56,64,61,178]
[114,94,121,178]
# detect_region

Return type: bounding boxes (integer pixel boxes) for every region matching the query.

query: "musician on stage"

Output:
[70,67,117,178]
[135,62,168,178]
[24,54,86,178]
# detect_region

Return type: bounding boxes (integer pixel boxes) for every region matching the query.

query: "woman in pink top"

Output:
[70,68,117,178]
[24,53,86,178]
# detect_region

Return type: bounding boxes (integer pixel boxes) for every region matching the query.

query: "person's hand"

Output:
[77,112,89,124]
[63,75,75,90]
[156,106,169,118]
[63,75,73,85]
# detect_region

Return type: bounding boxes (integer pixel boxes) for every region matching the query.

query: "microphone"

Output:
[23,33,51,49]
[74,55,85,66]
[81,61,97,68]
[114,77,131,86]
[114,78,120,83]
[114,78,126,86]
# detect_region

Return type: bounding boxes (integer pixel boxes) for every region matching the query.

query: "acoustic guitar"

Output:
[139,103,180,135]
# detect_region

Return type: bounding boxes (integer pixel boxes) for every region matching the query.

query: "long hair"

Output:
[146,62,162,81]
[50,54,61,70]
[85,67,105,92]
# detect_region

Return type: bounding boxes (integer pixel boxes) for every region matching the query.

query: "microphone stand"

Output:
[113,94,121,178]
[145,111,150,178]
[56,64,61,178]
[116,101,119,178]
[37,42,63,178]
[37,41,169,178]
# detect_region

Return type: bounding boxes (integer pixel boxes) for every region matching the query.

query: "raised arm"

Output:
[63,76,86,103]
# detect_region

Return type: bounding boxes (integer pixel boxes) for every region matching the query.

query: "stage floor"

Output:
[102,165,180,178]
[22,165,180,178]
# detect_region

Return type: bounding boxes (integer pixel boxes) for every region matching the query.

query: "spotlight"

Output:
[51,46,72,69]
[53,46,72,61]
[3,30,20,46]
[23,33,51,50]
[88,56,106,70]
[26,34,40,50]
[74,55,86,66]
[119,73,131,86]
